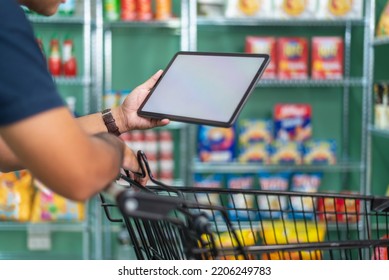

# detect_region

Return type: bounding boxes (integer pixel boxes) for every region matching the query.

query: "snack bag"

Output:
[316,0,363,19]
[260,220,326,260]
[277,37,308,80]
[270,140,303,165]
[226,174,256,221]
[376,1,389,37]
[303,139,337,165]
[31,180,85,222]
[0,171,34,222]
[317,192,360,223]
[245,37,277,79]
[274,103,312,142]
[198,125,236,162]
[225,0,273,18]
[257,172,289,218]
[289,172,322,219]
[193,174,223,220]
[273,0,316,19]
[311,37,344,80]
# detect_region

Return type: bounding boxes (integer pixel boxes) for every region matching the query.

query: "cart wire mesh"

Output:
[100,152,389,260]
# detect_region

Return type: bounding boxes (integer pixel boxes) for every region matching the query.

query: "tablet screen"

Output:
[138,52,269,127]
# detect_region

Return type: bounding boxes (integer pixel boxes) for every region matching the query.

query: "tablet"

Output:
[137,51,270,127]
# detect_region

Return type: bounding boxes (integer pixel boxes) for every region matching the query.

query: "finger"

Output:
[141,70,163,90]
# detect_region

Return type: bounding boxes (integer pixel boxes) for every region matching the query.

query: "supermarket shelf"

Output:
[28,15,85,25]
[54,76,91,86]
[372,36,389,46]
[257,78,365,88]
[105,19,181,29]
[196,17,364,27]
[0,222,88,232]
[192,161,364,173]
[0,252,83,260]
[369,125,389,138]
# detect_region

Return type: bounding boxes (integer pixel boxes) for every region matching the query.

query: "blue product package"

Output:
[289,172,322,219]
[303,139,337,165]
[226,174,256,221]
[257,172,290,219]
[198,125,236,162]
[193,173,223,220]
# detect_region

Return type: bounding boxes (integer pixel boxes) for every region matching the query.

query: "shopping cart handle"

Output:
[104,182,185,220]
[371,198,389,212]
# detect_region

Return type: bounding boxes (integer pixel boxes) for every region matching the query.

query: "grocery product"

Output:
[289,172,322,219]
[311,36,344,80]
[257,172,289,218]
[0,171,34,222]
[120,0,137,21]
[372,235,389,260]
[260,220,326,260]
[226,174,256,221]
[270,140,303,164]
[198,125,236,162]
[274,103,312,142]
[193,174,223,220]
[62,37,77,77]
[239,142,271,163]
[48,37,62,77]
[277,37,308,80]
[245,36,277,79]
[136,0,153,21]
[239,118,273,144]
[317,192,360,223]
[316,0,363,19]
[273,0,316,18]
[377,1,389,37]
[225,0,272,18]
[104,0,120,21]
[155,0,172,20]
[303,139,337,165]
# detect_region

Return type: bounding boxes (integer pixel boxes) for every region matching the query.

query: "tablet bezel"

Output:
[137,51,270,127]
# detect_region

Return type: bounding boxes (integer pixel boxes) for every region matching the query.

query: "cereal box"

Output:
[312,37,344,80]
[274,103,312,142]
[273,0,317,19]
[316,0,363,19]
[239,118,273,145]
[303,139,337,165]
[198,125,236,162]
[277,37,308,80]
[225,0,273,18]
[239,142,271,163]
[270,140,303,165]
[245,37,277,79]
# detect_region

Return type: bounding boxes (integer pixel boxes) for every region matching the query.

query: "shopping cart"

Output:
[101,151,389,260]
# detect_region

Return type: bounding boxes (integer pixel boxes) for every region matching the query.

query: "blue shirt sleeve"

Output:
[0,0,65,126]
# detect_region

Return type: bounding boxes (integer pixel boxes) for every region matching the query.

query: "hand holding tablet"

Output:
[138,51,270,127]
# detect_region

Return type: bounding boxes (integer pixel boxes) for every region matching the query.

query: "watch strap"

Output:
[102,108,120,136]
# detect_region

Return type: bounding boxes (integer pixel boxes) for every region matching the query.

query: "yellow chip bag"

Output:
[0,171,34,222]
[31,180,85,222]
[377,1,389,37]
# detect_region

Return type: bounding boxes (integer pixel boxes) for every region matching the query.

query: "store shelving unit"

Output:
[0,0,97,260]
[186,3,369,197]
[366,0,389,196]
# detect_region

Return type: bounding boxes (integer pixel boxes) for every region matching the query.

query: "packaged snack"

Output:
[245,37,277,79]
[289,172,322,219]
[277,37,308,80]
[274,103,312,142]
[239,142,271,163]
[260,220,326,260]
[225,0,273,18]
[317,192,360,223]
[226,174,256,221]
[198,125,236,162]
[303,139,337,165]
[316,0,363,19]
[377,1,389,37]
[193,174,223,220]
[31,180,85,222]
[311,37,344,80]
[270,140,303,165]
[0,171,34,222]
[257,172,290,218]
[273,0,316,19]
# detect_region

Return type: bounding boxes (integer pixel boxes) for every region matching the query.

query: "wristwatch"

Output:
[102,108,120,136]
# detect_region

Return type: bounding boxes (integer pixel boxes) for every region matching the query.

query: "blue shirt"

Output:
[0,0,64,126]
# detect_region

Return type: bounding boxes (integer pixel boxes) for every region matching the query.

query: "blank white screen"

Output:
[141,54,265,123]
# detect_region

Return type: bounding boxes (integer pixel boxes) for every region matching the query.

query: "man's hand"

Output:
[121,145,148,186]
[118,70,170,131]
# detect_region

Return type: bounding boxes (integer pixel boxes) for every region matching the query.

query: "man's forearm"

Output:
[77,107,126,135]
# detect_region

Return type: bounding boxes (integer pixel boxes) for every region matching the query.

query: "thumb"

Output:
[141,70,163,90]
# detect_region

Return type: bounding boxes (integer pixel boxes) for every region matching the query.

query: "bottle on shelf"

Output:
[104,0,120,21]
[120,0,137,21]
[62,36,78,77]
[136,0,153,21]
[155,0,172,20]
[48,36,62,77]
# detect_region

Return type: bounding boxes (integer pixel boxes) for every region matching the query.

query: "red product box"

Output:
[311,37,344,80]
[317,195,360,223]
[277,37,308,80]
[245,36,277,79]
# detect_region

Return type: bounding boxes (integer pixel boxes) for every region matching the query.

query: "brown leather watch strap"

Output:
[102,108,120,136]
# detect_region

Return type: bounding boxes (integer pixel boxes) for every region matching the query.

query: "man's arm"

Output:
[0,107,126,201]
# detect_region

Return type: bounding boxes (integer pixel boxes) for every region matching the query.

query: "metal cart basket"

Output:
[101,151,389,260]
